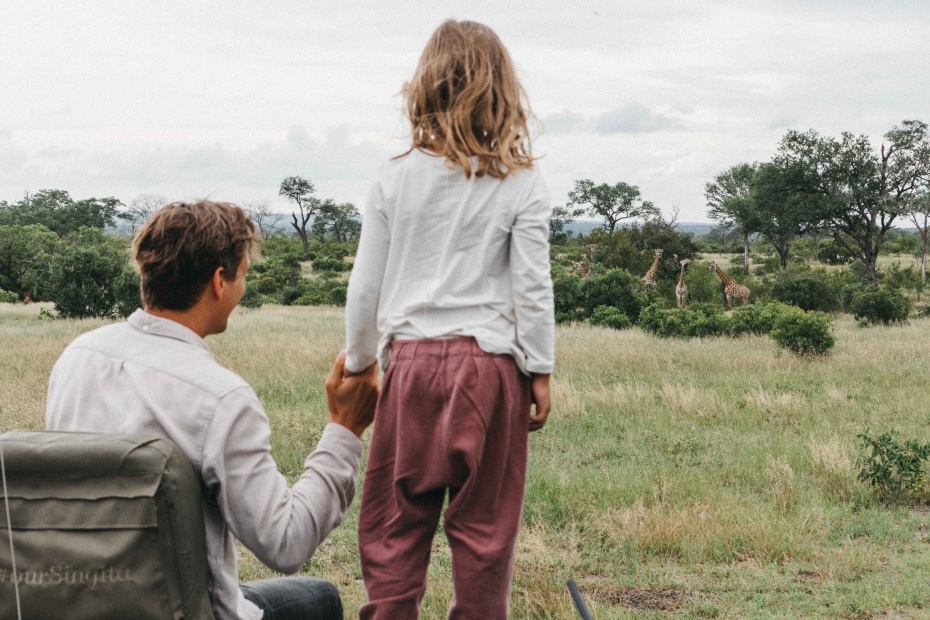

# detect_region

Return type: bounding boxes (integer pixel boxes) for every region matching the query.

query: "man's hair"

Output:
[402,19,535,179]
[133,200,257,311]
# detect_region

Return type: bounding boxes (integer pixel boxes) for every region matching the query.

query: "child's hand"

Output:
[326,351,379,438]
[529,373,551,432]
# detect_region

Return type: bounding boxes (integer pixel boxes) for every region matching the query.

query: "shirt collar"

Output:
[127,309,212,354]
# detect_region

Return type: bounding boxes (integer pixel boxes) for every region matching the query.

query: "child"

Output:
[345,19,554,619]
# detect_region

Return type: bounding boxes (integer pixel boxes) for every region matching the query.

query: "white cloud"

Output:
[0,0,927,222]
[595,103,685,134]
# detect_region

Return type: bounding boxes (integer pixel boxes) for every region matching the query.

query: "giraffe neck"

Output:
[714,265,736,286]
[646,256,661,277]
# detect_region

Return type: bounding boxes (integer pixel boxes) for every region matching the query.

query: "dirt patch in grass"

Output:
[584,585,693,611]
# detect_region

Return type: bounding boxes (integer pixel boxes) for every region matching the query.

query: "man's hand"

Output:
[529,373,551,432]
[326,351,379,438]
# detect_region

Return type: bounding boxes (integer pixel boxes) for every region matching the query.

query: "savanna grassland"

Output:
[3,302,930,619]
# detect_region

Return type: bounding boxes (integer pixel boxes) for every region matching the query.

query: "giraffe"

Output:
[675,259,690,308]
[641,248,663,286]
[708,261,750,310]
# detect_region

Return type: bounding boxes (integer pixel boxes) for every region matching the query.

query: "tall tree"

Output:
[549,204,585,245]
[908,190,930,285]
[705,163,759,272]
[279,176,323,255]
[311,201,360,242]
[125,194,166,233]
[567,179,659,234]
[778,120,930,283]
[0,190,124,236]
[243,200,285,240]
[0,224,61,299]
[749,160,832,268]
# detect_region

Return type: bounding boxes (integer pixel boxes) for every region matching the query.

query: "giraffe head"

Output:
[654,248,664,259]
[680,258,691,269]
[707,261,717,271]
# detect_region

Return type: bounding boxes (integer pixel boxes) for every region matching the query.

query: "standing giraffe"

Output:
[675,259,690,308]
[641,248,663,286]
[708,261,750,310]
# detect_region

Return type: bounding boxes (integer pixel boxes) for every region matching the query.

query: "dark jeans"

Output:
[241,577,343,620]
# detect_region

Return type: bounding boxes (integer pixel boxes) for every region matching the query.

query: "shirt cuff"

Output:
[318,422,364,459]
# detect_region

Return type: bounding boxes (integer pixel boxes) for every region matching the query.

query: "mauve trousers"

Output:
[358,337,531,620]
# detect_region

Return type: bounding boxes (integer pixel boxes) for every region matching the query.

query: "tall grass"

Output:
[4,303,930,618]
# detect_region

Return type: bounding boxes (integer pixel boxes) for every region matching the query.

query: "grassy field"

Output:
[3,302,930,618]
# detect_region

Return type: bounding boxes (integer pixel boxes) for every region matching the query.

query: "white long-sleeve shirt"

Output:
[345,149,555,375]
[46,310,363,620]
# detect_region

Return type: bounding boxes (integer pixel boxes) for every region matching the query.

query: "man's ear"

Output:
[208,266,226,299]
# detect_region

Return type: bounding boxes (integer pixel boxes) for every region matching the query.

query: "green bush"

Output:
[312,256,351,273]
[253,275,281,295]
[239,282,264,309]
[262,255,303,287]
[283,278,347,307]
[816,239,855,265]
[769,307,835,355]
[582,268,645,323]
[729,301,790,336]
[589,305,632,330]
[768,269,840,312]
[857,429,930,504]
[46,229,135,319]
[113,268,141,318]
[637,302,730,339]
[0,289,18,303]
[880,262,921,291]
[552,271,584,324]
[850,286,911,326]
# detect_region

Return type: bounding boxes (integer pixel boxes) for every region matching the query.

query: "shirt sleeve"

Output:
[345,179,390,374]
[201,387,363,574]
[510,171,555,374]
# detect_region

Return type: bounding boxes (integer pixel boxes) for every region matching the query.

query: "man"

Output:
[46,200,378,620]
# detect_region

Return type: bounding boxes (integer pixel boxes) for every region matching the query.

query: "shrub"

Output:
[880,262,921,291]
[589,305,632,330]
[581,268,645,323]
[263,255,303,287]
[769,269,840,312]
[253,275,281,295]
[239,282,264,309]
[312,256,351,273]
[682,263,724,305]
[0,289,18,303]
[829,269,869,312]
[857,429,930,504]
[850,286,911,326]
[46,229,134,319]
[816,239,855,265]
[113,267,141,317]
[769,307,835,355]
[637,302,730,339]
[552,271,584,323]
[730,301,790,336]
[284,278,347,307]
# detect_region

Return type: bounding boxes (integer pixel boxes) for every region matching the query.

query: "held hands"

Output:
[325,351,379,438]
[529,373,551,432]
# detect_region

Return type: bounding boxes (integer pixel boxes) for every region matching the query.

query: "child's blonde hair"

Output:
[402,20,534,179]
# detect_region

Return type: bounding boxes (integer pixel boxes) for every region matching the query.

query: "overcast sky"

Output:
[1,0,927,222]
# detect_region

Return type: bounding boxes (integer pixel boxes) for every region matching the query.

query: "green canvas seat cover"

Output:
[0,431,216,620]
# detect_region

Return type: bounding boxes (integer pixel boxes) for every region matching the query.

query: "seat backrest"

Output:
[0,431,216,620]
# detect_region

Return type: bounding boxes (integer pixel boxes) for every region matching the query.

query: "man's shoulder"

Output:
[62,320,250,399]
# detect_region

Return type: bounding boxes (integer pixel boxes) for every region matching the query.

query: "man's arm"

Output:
[202,353,379,574]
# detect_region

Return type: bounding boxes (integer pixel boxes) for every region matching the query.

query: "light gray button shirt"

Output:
[46,310,363,620]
